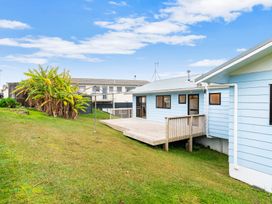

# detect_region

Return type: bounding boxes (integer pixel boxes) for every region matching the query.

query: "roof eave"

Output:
[132,87,203,95]
[195,39,272,83]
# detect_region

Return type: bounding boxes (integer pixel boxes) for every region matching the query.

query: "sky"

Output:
[0,0,272,86]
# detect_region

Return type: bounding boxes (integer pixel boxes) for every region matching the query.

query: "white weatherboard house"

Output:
[134,39,272,192]
[103,40,272,192]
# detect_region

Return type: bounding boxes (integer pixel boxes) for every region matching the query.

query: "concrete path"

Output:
[101,118,166,145]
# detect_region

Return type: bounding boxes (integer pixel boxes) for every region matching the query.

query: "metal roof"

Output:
[132,75,200,94]
[196,39,272,83]
[72,78,149,86]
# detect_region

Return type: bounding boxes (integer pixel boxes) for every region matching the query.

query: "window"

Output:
[269,84,272,125]
[92,86,100,93]
[109,86,114,93]
[209,93,221,105]
[117,87,122,93]
[178,94,186,104]
[126,87,135,92]
[156,95,171,109]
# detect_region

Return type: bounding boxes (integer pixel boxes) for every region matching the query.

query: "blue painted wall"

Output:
[208,88,230,139]
[134,91,204,123]
[133,88,231,140]
[228,70,272,176]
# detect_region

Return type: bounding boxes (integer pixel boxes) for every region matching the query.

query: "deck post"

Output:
[188,115,193,152]
[164,118,169,151]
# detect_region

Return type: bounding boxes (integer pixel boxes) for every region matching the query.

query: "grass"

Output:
[0,108,271,204]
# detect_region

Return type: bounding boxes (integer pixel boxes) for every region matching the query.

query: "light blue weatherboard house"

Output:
[132,40,272,192]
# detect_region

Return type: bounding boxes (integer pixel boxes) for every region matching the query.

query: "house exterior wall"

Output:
[228,70,272,182]
[207,88,230,140]
[134,91,205,123]
[79,85,134,103]
[133,88,230,139]
[3,87,9,98]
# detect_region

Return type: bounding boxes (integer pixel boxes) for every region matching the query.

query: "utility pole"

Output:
[110,92,115,119]
[93,86,97,133]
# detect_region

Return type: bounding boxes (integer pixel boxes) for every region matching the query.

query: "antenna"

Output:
[187,70,191,81]
[151,61,160,81]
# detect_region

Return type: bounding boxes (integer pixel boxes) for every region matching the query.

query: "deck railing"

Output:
[164,115,206,152]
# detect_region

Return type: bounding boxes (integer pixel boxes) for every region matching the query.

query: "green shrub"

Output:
[14,66,90,119]
[0,98,19,108]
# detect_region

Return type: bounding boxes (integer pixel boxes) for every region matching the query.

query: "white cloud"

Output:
[0,32,205,59]
[3,55,47,64]
[236,48,247,52]
[189,59,226,67]
[109,1,128,7]
[0,19,30,29]
[95,17,146,31]
[96,18,187,35]
[159,0,272,25]
[1,1,271,64]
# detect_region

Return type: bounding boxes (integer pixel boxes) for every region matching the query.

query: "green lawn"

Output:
[0,109,271,204]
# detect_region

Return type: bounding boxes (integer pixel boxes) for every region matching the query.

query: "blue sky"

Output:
[0,0,272,85]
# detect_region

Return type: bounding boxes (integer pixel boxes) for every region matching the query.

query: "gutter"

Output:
[202,83,210,138]
[131,86,235,95]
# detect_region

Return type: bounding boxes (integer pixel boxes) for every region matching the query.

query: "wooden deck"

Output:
[101,115,206,150]
[101,118,166,145]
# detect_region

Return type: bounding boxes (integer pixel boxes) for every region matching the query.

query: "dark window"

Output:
[269,84,272,125]
[109,86,114,92]
[156,95,171,109]
[178,94,186,104]
[92,86,100,93]
[117,87,122,93]
[209,93,221,105]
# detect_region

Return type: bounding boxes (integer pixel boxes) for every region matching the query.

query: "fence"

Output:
[103,108,133,118]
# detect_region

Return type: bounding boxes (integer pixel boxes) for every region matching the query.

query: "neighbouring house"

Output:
[72,78,148,109]
[1,82,28,106]
[2,78,148,111]
[103,39,272,192]
[2,82,18,98]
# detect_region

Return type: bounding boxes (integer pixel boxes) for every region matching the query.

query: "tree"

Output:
[14,66,89,119]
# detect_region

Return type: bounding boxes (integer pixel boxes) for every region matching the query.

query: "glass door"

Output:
[188,94,199,115]
[136,96,146,118]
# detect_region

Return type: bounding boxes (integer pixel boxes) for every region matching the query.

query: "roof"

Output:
[132,75,201,94]
[72,78,149,86]
[196,39,272,83]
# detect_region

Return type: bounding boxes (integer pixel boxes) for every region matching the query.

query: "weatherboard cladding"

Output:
[134,91,204,123]
[133,89,229,140]
[208,88,230,139]
[227,70,272,176]
[132,79,230,140]
[72,78,148,86]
